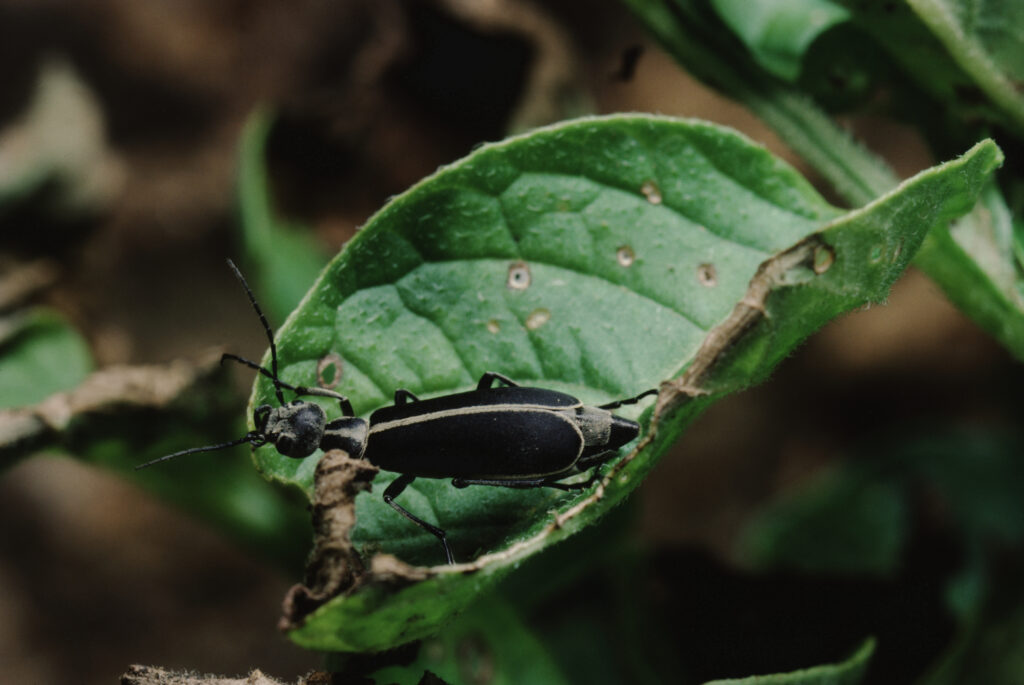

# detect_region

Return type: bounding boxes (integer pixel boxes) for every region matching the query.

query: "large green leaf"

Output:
[246,115,998,651]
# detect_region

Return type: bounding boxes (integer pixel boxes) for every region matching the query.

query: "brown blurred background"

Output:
[0,1,1015,683]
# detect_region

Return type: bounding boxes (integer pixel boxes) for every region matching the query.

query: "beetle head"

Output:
[255,400,327,459]
[134,260,341,471]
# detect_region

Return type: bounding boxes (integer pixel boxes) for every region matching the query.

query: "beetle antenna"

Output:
[134,433,265,470]
[222,353,352,406]
[226,258,285,405]
[221,353,290,386]
[598,388,658,410]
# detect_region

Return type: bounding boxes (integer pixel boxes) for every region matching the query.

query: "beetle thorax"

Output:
[263,401,326,459]
[572,406,613,446]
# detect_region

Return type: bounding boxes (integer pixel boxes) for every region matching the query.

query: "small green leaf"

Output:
[740,468,907,577]
[907,0,1024,136]
[831,0,1009,138]
[368,596,569,685]
[703,637,875,685]
[253,116,997,651]
[915,183,1024,359]
[709,0,850,81]
[623,0,899,206]
[0,308,92,409]
[897,430,1024,547]
[1014,217,1024,281]
[927,563,1024,684]
[626,0,1024,360]
[237,108,330,324]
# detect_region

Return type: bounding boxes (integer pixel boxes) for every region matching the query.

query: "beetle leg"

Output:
[383,474,454,565]
[538,465,605,491]
[337,397,355,416]
[559,464,604,490]
[476,371,520,390]
[291,386,355,416]
[393,388,421,405]
[599,388,657,410]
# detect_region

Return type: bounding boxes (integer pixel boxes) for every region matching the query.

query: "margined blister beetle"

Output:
[138,260,657,564]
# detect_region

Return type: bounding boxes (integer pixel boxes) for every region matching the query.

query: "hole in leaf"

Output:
[506,261,531,290]
[317,353,343,389]
[697,263,717,287]
[617,245,635,267]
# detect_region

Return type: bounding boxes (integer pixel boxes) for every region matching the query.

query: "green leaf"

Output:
[830,0,1009,142]
[252,116,998,651]
[237,108,330,324]
[368,596,569,685]
[495,506,685,684]
[740,426,1024,580]
[1014,217,1024,282]
[740,468,907,577]
[623,0,898,207]
[625,0,1024,361]
[0,308,92,409]
[915,181,1024,359]
[895,429,1024,547]
[907,0,1024,136]
[703,637,875,685]
[709,0,850,81]
[926,561,1024,684]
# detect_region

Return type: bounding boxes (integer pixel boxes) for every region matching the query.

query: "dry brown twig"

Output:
[120,665,335,685]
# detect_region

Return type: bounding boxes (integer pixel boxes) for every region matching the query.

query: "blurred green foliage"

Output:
[0,309,92,409]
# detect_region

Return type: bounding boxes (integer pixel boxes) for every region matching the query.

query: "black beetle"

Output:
[139,260,656,564]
